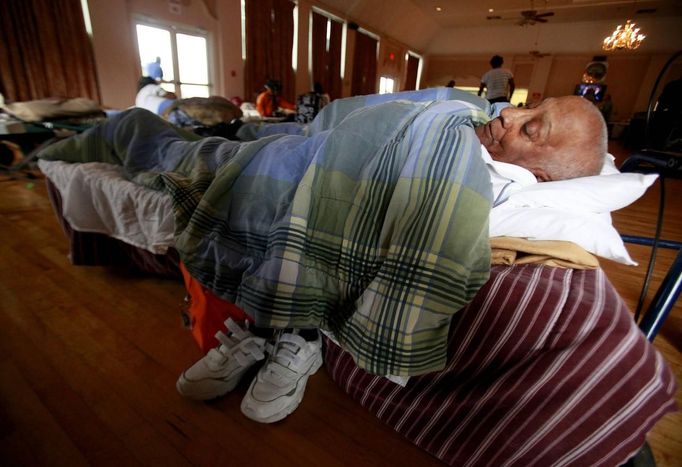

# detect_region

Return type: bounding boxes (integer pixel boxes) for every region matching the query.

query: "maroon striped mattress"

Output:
[324,265,677,466]
[45,177,677,466]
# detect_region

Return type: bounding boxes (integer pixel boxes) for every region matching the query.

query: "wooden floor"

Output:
[597,142,682,467]
[0,140,679,466]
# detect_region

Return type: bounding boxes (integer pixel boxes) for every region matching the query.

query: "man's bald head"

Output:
[475,96,607,181]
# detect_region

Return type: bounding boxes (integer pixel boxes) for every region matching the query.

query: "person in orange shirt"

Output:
[256,80,295,117]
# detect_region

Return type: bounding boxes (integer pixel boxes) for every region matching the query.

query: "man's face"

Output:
[475,96,586,180]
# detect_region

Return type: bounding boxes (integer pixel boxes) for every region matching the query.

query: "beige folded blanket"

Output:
[491,236,600,269]
[162,96,243,126]
[2,97,102,122]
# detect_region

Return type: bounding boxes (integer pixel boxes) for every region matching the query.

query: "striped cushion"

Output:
[324,265,677,466]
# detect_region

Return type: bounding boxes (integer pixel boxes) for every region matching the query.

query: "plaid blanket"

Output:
[39,97,492,376]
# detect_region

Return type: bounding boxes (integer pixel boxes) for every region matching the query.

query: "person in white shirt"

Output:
[134,76,177,115]
[478,55,515,104]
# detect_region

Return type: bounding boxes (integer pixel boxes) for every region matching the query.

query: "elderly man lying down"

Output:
[38,89,608,416]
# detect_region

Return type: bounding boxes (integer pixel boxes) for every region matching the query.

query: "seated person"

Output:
[134,76,177,115]
[38,92,606,425]
[295,82,331,124]
[256,79,295,118]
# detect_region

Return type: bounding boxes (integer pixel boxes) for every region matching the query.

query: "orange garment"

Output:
[256,89,295,117]
[179,261,251,353]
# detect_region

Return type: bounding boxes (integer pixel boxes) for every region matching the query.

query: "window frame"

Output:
[133,16,214,98]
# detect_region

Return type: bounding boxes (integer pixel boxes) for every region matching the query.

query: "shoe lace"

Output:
[206,318,266,368]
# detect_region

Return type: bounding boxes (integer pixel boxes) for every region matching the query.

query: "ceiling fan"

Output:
[529,49,551,58]
[517,9,555,26]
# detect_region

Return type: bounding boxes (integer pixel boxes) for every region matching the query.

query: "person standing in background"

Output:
[598,94,613,122]
[478,55,515,104]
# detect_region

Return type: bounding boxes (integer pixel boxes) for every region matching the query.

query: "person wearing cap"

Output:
[256,79,295,118]
[145,57,164,82]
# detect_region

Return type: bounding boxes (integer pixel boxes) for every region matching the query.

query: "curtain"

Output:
[0,0,100,103]
[351,31,378,97]
[244,0,295,103]
[403,55,420,91]
[311,11,342,100]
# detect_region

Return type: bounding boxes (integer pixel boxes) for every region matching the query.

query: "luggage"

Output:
[179,261,251,352]
[295,92,322,124]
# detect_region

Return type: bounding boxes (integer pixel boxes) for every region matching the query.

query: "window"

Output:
[135,22,211,98]
[379,76,395,94]
[455,86,528,107]
[510,89,528,107]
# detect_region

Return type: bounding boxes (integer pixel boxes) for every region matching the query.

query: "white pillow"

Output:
[490,154,658,265]
[490,208,636,265]
[601,153,621,175]
[501,172,658,214]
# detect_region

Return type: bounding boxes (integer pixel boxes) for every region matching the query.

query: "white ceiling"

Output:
[410,0,682,28]
[318,0,682,29]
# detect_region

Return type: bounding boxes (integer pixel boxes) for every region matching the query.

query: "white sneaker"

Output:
[176,318,268,400]
[240,330,323,423]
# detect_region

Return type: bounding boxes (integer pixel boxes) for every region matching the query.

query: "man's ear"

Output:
[530,167,552,182]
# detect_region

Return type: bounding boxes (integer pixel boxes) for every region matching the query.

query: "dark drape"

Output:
[351,31,378,97]
[311,11,342,100]
[244,0,295,103]
[403,54,420,91]
[0,0,100,103]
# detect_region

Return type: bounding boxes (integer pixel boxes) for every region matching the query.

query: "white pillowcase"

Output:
[490,208,635,265]
[501,172,658,214]
[490,154,658,265]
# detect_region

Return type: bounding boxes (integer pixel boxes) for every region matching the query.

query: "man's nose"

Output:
[499,107,522,128]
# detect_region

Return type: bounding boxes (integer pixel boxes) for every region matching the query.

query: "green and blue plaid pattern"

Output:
[40,97,492,376]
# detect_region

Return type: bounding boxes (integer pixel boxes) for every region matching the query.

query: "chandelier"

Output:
[602,20,646,51]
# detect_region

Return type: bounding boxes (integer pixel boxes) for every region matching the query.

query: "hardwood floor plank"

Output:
[0,313,144,467]
[0,294,183,466]
[606,143,682,467]
[0,245,352,466]
[0,360,89,467]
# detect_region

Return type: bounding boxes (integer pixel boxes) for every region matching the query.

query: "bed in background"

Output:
[36,89,677,465]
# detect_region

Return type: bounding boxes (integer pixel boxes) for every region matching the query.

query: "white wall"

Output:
[427,17,682,55]
[88,0,243,109]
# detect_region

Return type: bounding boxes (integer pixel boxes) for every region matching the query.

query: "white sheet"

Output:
[38,159,175,255]
[40,149,651,265]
